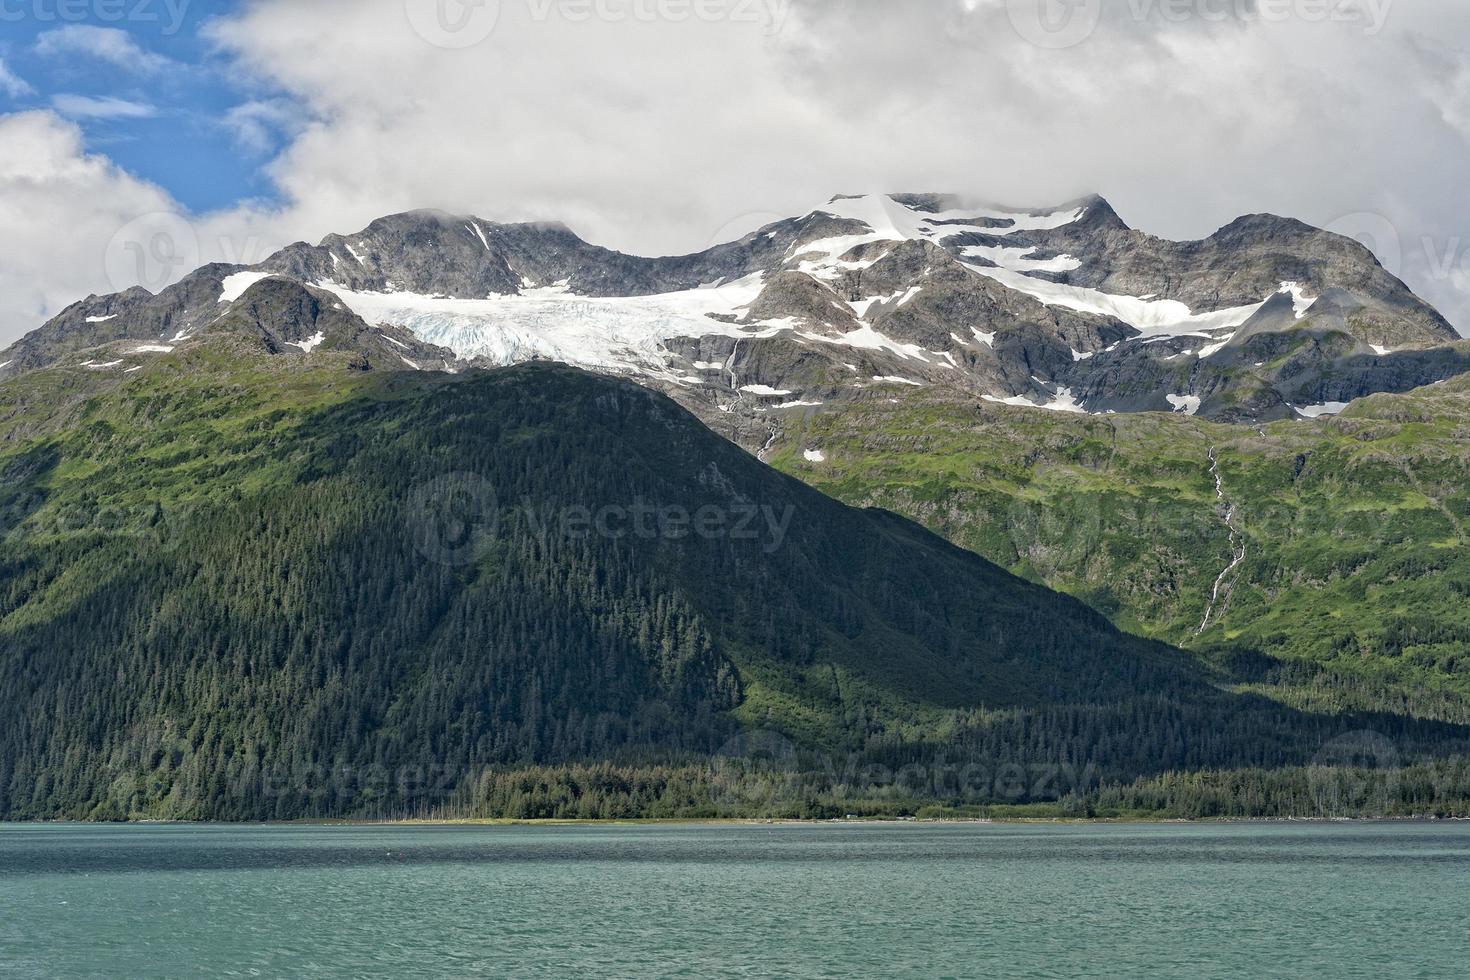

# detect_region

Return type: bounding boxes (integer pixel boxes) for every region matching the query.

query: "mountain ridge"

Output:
[5,194,1463,440]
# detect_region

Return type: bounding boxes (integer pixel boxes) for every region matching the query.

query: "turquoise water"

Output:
[1,822,1467,978]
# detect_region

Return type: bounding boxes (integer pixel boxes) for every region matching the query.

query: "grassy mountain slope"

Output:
[5,351,1463,820]
[771,377,1470,721]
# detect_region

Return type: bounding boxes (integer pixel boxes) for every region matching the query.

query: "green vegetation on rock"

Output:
[772,377,1470,722]
[5,353,1467,820]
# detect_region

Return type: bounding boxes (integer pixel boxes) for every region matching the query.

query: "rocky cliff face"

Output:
[1026,209,1454,344]
[4,193,1465,443]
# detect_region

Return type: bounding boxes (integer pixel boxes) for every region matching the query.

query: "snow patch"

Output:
[871,375,925,387]
[127,344,174,354]
[983,387,1087,414]
[1294,401,1351,419]
[1166,394,1202,416]
[85,315,116,323]
[285,331,325,354]
[739,384,794,397]
[849,285,923,318]
[1040,387,1087,413]
[1278,281,1317,319]
[894,285,922,308]
[793,235,891,279]
[803,449,826,463]
[848,290,904,318]
[1198,336,1234,359]
[965,263,1267,339]
[219,271,278,304]
[791,195,1086,288]
[799,324,933,362]
[961,244,1082,274]
[814,194,1085,244]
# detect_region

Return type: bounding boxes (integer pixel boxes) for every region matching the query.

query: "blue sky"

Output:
[0,0,290,213]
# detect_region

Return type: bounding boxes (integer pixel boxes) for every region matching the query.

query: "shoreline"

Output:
[7,814,1469,828]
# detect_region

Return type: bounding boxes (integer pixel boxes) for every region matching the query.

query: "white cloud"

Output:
[51,95,159,119]
[0,112,180,343]
[6,0,1470,346]
[189,0,1470,330]
[205,0,817,257]
[0,111,287,348]
[0,58,33,99]
[222,98,305,154]
[34,25,174,74]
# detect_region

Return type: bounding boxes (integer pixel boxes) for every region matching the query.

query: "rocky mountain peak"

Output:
[4,192,1465,432]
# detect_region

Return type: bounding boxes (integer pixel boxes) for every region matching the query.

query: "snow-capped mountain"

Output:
[5,193,1467,440]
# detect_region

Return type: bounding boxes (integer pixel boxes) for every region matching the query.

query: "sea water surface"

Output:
[1,821,1466,978]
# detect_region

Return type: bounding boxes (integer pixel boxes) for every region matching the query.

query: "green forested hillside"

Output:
[2,354,1468,820]
[771,376,1470,723]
